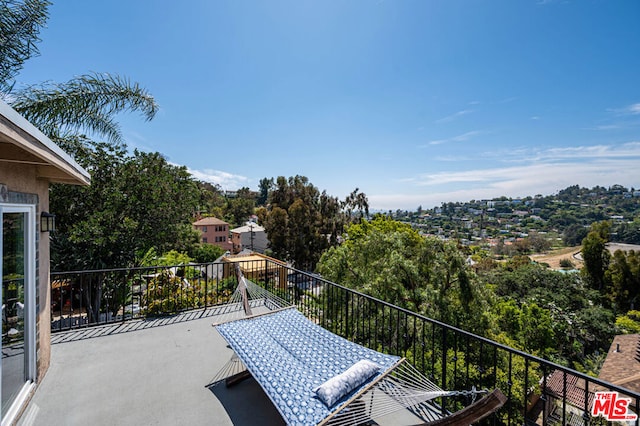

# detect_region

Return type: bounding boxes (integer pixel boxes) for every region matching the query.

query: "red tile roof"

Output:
[193,217,228,226]
[543,370,594,410]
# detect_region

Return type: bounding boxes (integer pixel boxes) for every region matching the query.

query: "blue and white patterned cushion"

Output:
[313,360,380,408]
[215,308,399,426]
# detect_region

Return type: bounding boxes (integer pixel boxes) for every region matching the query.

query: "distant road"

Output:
[574,243,640,261]
[606,243,640,253]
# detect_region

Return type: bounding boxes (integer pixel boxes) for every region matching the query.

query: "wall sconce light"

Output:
[40,212,55,232]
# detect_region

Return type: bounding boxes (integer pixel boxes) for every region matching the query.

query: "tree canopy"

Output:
[581,221,611,291]
[317,216,491,333]
[50,137,201,270]
[258,175,347,270]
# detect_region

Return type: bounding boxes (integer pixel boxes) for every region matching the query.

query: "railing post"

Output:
[524,358,529,423]
[344,290,349,338]
[507,352,513,425]
[442,326,447,415]
[561,370,566,426]
[583,380,589,426]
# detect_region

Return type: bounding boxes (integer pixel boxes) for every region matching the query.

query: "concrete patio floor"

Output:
[18,309,285,426]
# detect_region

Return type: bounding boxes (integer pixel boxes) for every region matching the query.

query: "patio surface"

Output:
[18,309,285,426]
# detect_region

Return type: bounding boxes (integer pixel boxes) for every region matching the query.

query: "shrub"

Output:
[559,258,574,268]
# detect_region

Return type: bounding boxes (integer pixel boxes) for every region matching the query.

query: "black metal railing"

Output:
[51,258,639,425]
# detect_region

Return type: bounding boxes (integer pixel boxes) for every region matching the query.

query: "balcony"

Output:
[19,308,285,425]
[22,258,640,425]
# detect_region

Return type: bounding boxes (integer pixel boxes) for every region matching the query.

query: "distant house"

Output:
[537,369,594,425]
[535,335,640,424]
[193,217,232,251]
[230,222,268,254]
[0,100,90,424]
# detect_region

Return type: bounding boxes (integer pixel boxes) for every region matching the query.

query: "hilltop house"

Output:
[0,100,90,424]
[193,217,232,251]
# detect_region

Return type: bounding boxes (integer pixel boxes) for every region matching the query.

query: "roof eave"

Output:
[0,100,90,186]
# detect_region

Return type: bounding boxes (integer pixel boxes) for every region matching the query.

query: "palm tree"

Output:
[0,0,49,94]
[1,0,158,143]
[11,73,158,143]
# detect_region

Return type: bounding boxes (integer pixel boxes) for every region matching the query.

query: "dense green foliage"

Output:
[261,176,340,269]
[257,176,362,270]
[50,138,201,270]
[581,222,611,291]
[317,216,632,375]
[481,264,614,366]
[195,183,258,228]
[318,216,491,334]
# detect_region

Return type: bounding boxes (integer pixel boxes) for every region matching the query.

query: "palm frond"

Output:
[0,0,51,93]
[11,72,159,143]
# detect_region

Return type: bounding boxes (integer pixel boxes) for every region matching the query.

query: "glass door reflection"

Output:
[1,212,27,415]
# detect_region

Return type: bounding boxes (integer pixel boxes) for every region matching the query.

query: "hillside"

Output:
[530,246,583,269]
[394,184,640,248]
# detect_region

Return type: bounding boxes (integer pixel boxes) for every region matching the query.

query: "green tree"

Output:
[616,310,640,334]
[606,250,640,312]
[189,243,224,263]
[482,262,614,367]
[563,223,589,246]
[343,187,369,223]
[49,139,202,323]
[50,138,201,270]
[260,175,348,270]
[197,181,226,218]
[11,73,157,144]
[520,302,555,357]
[225,187,255,226]
[257,177,274,206]
[614,218,640,244]
[318,216,490,333]
[581,221,611,291]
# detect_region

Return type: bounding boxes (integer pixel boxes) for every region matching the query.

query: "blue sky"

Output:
[16,0,640,209]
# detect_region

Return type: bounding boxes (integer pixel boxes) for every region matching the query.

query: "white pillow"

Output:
[313,360,381,408]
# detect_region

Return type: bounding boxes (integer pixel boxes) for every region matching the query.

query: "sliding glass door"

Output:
[0,205,36,422]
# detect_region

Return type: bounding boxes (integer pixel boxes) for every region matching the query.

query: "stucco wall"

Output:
[0,162,38,192]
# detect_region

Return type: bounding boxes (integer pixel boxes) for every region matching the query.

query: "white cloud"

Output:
[628,103,640,115]
[434,155,472,162]
[591,124,620,131]
[122,130,158,153]
[435,109,473,124]
[608,102,640,116]
[369,142,640,210]
[479,142,640,164]
[427,130,482,146]
[188,168,250,190]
